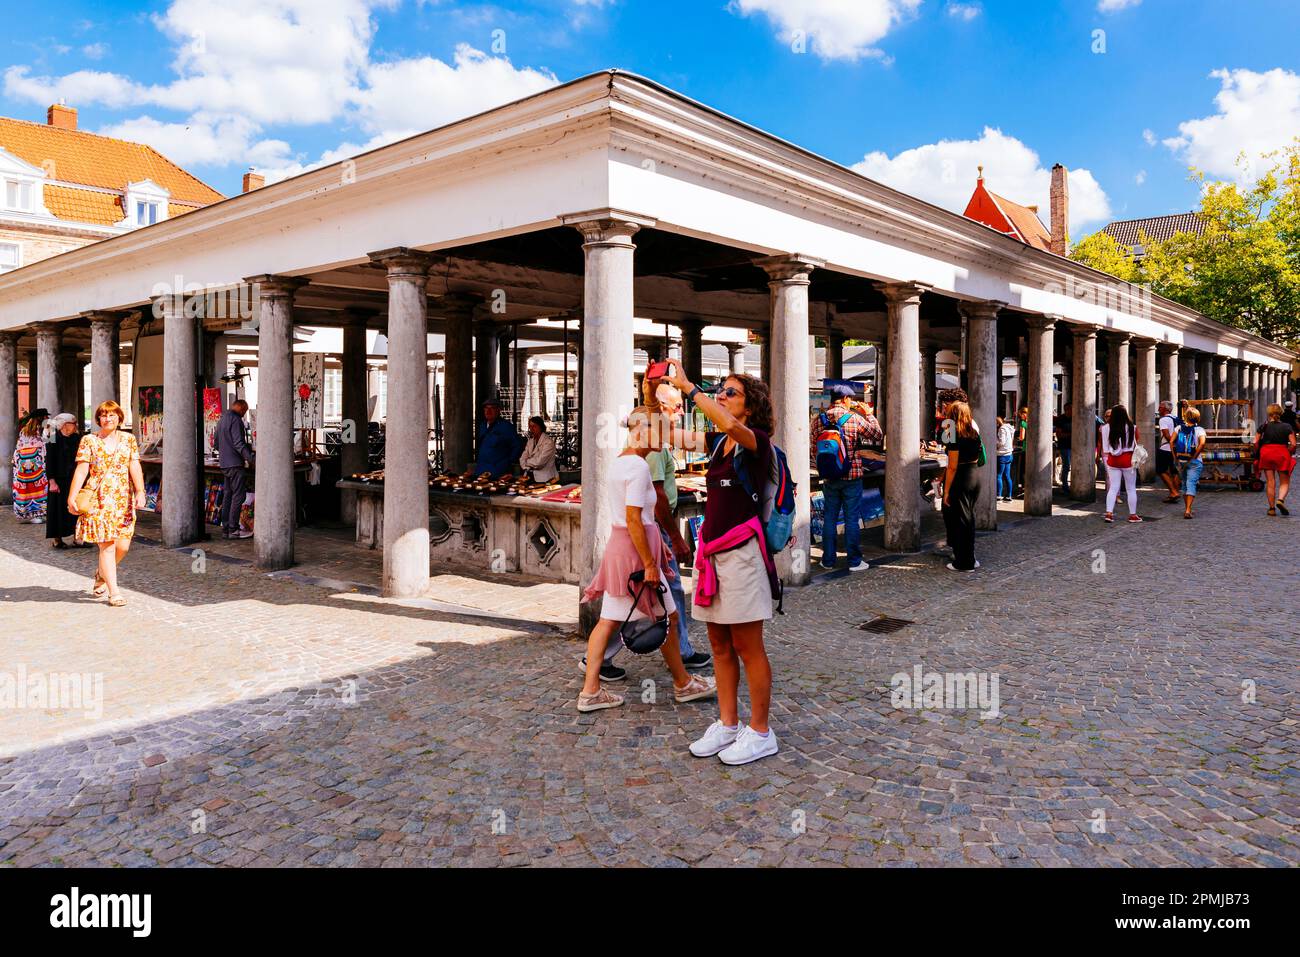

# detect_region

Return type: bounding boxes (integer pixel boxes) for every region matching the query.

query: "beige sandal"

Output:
[91,572,108,597]
[108,594,126,607]
[674,675,717,703]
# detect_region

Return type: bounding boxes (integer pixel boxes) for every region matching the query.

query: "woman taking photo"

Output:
[1099,405,1142,523]
[1256,403,1296,516]
[663,362,780,766]
[67,400,145,607]
[11,408,48,523]
[44,412,82,548]
[576,405,715,712]
[941,401,983,571]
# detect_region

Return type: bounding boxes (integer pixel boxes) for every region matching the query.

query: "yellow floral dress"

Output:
[76,432,140,543]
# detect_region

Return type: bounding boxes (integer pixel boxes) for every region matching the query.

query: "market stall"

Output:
[1186,399,1265,491]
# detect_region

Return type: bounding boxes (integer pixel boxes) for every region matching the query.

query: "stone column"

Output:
[59,345,82,422]
[881,283,925,550]
[528,364,542,422]
[874,341,888,425]
[569,215,643,629]
[439,297,476,474]
[158,296,201,547]
[964,303,1002,530]
[921,343,938,442]
[369,249,435,598]
[756,333,770,383]
[826,332,845,381]
[0,332,17,505]
[1134,338,1159,483]
[1235,361,1248,410]
[680,318,704,385]
[339,308,371,521]
[1248,364,1261,424]
[87,312,122,413]
[1160,345,1179,411]
[33,323,62,414]
[244,275,307,570]
[1226,359,1239,401]
[1024,316,1058,517]
[1179,354,1196,406]
[1215,357,1229,410]
[727,344,746,376]
[474,322,498,435]
[1104,332,1130,411]
[1070,326,1099,502]
[759,255,822,582]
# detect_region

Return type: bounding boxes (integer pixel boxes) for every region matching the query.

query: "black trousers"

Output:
[942,463,980,570]
[220,466,249,533]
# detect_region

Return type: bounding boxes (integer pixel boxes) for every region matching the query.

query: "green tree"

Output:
[1071,141,1300,348]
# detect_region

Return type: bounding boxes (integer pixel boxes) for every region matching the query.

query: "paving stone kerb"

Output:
[0,487,1296,868]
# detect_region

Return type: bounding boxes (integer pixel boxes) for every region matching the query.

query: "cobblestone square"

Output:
[1,486,1295,868]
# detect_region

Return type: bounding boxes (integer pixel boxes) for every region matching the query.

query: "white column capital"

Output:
[31,321,64,338]
[562,209,655,247]
[757,254,823,284]
[1102,329,1132,344]
[367,247,439,280]
[961,300,1005,321]
[244,273,310,301]
[878,280,927,305]
[1068,322,1098,342]
[1026,314,1059,332]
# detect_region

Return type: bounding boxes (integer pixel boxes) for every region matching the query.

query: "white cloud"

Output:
[82,43,108,61]
[2,0,558,182]
[1098,0,1141,11]
[1134,170,1146,185]
[851,126,1112,233]
[731,0,922,61]
[1142,128,1156,146]
[945,3,981,21]
[1164,67,1300,179]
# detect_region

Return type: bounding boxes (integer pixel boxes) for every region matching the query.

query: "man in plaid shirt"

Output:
[810,385,883,571]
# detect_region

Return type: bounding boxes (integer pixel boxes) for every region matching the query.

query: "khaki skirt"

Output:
[693,537,774,625]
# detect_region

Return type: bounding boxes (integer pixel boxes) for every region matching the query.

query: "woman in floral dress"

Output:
[11,409,49,523]
[67,400,146,607]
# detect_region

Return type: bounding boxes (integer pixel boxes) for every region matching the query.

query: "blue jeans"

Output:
[1180,457,1204,497]
[820,477,863,565]
[660,528,694,657]
[997,454,1013,498]
[1058,447,1072,486]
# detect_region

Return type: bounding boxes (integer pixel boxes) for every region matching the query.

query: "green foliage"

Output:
[1070,141,1300,348]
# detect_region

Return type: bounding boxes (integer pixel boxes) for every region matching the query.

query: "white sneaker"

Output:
[689,720,739,757]
[717,725,779,765]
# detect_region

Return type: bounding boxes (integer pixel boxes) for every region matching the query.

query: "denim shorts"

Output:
[1180,457,1204,496]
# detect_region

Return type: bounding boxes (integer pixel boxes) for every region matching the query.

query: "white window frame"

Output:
[0,240,20,272]
[121,179,171,229]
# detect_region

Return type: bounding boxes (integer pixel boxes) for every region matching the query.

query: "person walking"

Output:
[1255,403,1296,516]
[11,409,48,524]
[1155,401,1182,503]
[810,384,880,571]
[215,398,255,539]
[44,412,81,548]
[941,400,983,571]
[1054,402,1073,490]
[995,415,1015,502]
[575,405,715,712]
[1172,406,1207,520]
[663,362,781,765]
[1099,405,1142,524]
[66,401,145,607]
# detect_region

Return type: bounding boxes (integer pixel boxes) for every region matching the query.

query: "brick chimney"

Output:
[47,103,77,131]
[242,170,265,193]
[1049,163,1069,256]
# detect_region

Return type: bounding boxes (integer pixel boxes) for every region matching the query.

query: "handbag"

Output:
[618,571,670,656]
[73,478,96,515]
[1131,444,1149,468]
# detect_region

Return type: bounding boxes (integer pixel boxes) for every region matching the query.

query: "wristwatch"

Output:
[687,385,701,402]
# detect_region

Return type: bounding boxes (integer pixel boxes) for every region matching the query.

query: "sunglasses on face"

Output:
[716,386,745,399]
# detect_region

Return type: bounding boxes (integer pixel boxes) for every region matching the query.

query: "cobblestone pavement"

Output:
[0,485,1296,867]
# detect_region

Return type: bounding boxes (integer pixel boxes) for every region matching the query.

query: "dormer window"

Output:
[4,179,33,212]
[122,179,170,229]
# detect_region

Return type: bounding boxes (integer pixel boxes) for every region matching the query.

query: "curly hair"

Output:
[729,373,774,435]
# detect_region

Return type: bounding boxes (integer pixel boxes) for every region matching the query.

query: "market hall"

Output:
[0,71,1294,620]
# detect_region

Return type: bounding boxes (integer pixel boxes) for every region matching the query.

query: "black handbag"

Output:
[618,570,671,656]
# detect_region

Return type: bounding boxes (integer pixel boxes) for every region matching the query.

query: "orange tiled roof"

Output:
[0,116,224,208]
[988,191,1052,252]
[42,184,124,226]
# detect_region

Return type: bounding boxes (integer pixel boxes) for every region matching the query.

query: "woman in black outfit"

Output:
[942,400,983,571]
[44,412,82,548]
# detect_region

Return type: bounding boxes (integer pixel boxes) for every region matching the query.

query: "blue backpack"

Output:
[1174,423,1200,457]
[709,435,797,555]
[814,410,854,480]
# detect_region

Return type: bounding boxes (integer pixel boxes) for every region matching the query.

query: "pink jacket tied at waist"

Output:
[582,524,676,617]
[694,516,774,607]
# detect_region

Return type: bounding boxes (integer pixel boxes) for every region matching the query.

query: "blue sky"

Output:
[4,0,1299,236]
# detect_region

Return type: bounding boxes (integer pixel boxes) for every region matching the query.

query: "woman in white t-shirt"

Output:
[575,406,715,713]
[1098,405,1142,523]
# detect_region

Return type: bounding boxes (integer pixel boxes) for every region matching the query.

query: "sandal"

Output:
[108,594,126,607]
[52,539,67,550]
[1268,507,1277,516]
[1277,500,1289,515]
[91,572,108,597]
